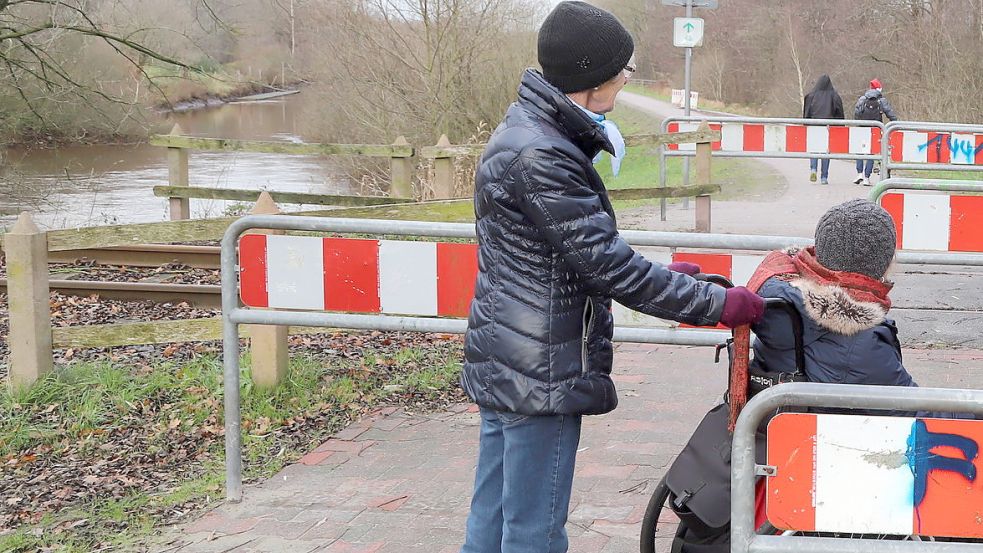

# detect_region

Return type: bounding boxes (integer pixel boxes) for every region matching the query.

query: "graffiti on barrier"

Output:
[917,134,983,164]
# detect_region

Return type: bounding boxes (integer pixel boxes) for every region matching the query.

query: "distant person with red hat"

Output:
[853,78,899,186]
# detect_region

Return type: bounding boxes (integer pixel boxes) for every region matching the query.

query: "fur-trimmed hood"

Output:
[790,278,887,336]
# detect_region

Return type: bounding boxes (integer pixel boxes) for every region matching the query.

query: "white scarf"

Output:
[576,104,627,177]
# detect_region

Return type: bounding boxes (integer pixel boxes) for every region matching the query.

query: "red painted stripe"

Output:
[785,125,807,153]
[672,252,733,280]
[322,238,381,313]
[436,243,479,317]
[766,413,818,532]
[673,253,732,329]
[871,127,883,155]
[977,135,983,165]
[880,193,905,249]
[743,124,764,152]
[238,234,269,308]
[927,132,951,164]
[890,131,905,162]
[913,418,983,538]
[710,123,722,151]
[949,195,983,253]
[668,123,680,151]
[828,126,850,154]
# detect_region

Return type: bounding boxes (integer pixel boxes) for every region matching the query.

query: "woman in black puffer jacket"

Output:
[459,3,764,552]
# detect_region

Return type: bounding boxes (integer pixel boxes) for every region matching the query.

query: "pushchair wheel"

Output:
[639,476,679,553]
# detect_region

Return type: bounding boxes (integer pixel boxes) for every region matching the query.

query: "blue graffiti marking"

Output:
[906,419,979,506]
[916,134,983,164]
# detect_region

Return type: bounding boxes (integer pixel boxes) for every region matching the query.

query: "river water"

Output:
[0,92,349,229]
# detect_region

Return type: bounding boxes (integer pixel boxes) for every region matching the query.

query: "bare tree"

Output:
[0,0,220,142]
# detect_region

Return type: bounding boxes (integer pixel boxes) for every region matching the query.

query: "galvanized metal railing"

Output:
[731,383,983,552]
[220,216,983,501]
[882,121,983,175]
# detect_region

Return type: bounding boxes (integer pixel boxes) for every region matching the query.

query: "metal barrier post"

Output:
[732,383,983,553]
[221,221,243,502]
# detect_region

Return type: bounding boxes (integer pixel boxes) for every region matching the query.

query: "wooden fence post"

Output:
[694,122,713,233]
[5,213,53,390]
[390,135,414,199]
[433,134,455,199]
[167,123,191,221]
[246,192,289,389]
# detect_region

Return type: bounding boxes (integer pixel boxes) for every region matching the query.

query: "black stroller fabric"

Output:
[664,403,767,552]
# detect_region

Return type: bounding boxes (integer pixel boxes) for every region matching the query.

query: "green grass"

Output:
[0,345,463,552]
[894,169,983,181]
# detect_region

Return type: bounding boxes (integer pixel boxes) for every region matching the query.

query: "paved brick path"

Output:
[157,344,983,553]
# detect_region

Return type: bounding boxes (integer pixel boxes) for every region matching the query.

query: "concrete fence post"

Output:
[246,192,289,389]
[390,136,414,199]
[694,121,713,233]
[433,134,455,199]
[4,212,53,390]
[167,123,191,221]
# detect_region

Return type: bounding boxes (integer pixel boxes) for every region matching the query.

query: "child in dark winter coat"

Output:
[748,199,914,387]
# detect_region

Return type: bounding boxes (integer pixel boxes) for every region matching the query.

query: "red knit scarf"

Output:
[728,247,893,430]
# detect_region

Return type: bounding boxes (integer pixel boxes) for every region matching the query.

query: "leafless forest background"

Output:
[600,0,983,122]
[1,0,980,147]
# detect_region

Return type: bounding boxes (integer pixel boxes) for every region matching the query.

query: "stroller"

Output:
[638,275,807,553]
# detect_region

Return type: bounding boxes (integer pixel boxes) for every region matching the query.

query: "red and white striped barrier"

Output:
[666,122,882,155]
[888,130,983,165]
[613,250,765,328]
[238,234,478,317]
[768,412,983,538]
[239,235,769,328]
[880,192,983,253]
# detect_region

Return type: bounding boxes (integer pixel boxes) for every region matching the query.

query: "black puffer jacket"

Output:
[461,70,726,417]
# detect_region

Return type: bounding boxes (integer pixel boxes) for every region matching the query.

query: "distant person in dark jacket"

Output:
[853,78,900,186]
[803,75,844,185]
[459,2,765,552]
[749,199,913,388]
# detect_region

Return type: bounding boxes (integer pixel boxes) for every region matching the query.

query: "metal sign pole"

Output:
[681,0,694,211]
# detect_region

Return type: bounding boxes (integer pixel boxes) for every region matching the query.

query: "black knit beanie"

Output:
[815,199,897,280]
[538,1,635,93]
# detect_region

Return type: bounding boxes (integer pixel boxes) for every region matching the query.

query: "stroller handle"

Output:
[695,274,807,377]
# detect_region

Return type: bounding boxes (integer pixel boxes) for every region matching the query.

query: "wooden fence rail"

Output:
[151,125,720,220]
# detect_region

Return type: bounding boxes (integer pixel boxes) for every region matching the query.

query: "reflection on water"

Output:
[0,93,349,229]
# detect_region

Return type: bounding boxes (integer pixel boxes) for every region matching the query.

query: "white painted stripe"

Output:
[677,123,699,152]
[814,415,915,535]
[950,133,977,165]
[613,250,673,328]
[902,192,951,251]
[848,127,874,154]
[763,125,787,152]
[902,131,929,163]
[806,126,830,153]
[731,255,765,287]
[720,123,744,152]
[379,240,438,316]
[265,235,325,310]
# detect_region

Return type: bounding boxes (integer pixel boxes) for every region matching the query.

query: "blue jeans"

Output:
[856,159,875,178]
[810,158,830,179]
[461,408,582,553]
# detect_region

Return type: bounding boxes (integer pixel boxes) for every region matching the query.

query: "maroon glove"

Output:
[719,286,765,328]
[668,261,701,276]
